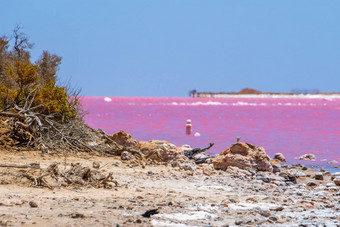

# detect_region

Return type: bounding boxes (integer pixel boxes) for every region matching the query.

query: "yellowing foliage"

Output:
[7,61,38,87]
[37,79,79,119]
[0,28,81,122]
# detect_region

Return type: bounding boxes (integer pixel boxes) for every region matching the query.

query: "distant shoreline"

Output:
[192,93,340,99]
[190,88,340,98]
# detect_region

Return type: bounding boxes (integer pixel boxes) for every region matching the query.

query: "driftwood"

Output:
[23,173,52,189]
[0,97,150,161]
[0,163,40,169]
[184,143,215,159]
[16,162,121,190]
[0,111,25,121]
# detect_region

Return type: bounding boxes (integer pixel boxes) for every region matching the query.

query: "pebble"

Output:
[315,172,323,180]
[235,217,253,225]
[274,153,286,162]
[270,206,284,211]
[29,201,38,208]
[92,161,100,169]
[268,216,278,222]
[299,221,313,227]
[307,181,317,186]
[333,177,340,186]
[258,209,271,217]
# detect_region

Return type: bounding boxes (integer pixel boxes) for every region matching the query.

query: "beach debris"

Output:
[194,132,200,137]
[108,131,183,163]
[141,208,159,218]
[0,163,40,169]
[15,162,120,189]
[213,142,273,172]
[184,143,214,160]
[192,153,215,164]
[298,154,316,161]
[121,151,134,160]
[274,153,286,163]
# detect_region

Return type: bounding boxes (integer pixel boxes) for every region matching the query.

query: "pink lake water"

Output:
[82,96,340,169]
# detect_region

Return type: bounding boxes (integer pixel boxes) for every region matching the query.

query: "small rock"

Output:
[299,221,313,227]
[92,161,100,169]
[247,168,257,175]
[331,172,340,180]
[333,177,340,186]
[270,206,284,211]
[235,218,252,225]
[307,181,317,186]
[280,173,297,184]
[301,166,308,170]
[296,191,303,196]
[298,154,316,161]
[274,153,286,162]
[270,159,281,173]
[258,209,271,217]
[269,216,278,222]
[70,213,85,218]
[315,172,323,180]
[29,201,38,208]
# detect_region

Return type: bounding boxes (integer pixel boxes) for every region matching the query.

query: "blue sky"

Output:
[1,1,339,96]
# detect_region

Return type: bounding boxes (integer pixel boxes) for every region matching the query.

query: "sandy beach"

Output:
[0,148,339,227]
